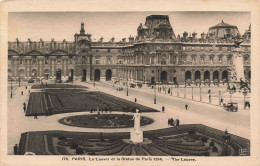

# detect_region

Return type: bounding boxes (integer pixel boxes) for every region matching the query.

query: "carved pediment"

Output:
[26,50,43,56]
[50,50,68,56]
[8,50,19,56]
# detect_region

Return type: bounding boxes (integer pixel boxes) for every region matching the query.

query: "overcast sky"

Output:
[8,12,250,42]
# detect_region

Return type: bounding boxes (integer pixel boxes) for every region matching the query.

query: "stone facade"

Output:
[8,15,251,85]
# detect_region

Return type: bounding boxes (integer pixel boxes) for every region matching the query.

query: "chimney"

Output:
[129,35,134,44]
[183,31,188,39]
[192,32,197,39]
[201,32,206,39]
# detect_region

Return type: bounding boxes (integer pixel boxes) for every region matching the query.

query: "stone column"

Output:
[29,59,32,77]
[210,70,213,83]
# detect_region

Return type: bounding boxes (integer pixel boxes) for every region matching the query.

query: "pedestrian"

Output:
[176,118,180,126]
[162,106,165,113]
[13,144,18,155]
[185,104,188,110]
[23,106,26,112]
[34,113,38,119]
[25,86,27,89]
[159,87,161,92]
[170,118,174,126]
[134,98,137,103]
[23,102,26,107]
[168,88,170,94]
[21,91,23,95]
[220,98,223,105]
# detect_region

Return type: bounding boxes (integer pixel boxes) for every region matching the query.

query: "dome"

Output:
[207,20,240,39]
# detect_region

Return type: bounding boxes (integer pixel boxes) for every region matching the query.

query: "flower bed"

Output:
[58,114,153,128]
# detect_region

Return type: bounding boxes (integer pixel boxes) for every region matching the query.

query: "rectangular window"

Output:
[182,46,186,51]
[96,49,99,52]
[57,59,61,64]
[228,47,231,51]
[192,47,195,51]
[82,57,86,64]
[96,59,99,64]
[45,59,49,64]
[219,46,222,51]
[108,49,111,52]
[20,59,23,64]
[32,57,37,64]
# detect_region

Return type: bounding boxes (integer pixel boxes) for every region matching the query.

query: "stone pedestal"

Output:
[130,129,143,143]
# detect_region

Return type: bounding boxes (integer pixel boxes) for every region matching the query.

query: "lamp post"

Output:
[19,73,21,87]
[222,129,231,156]
[184,86,186,99]
[154,83,156,104]
[219,91,221,105]
[242,88,247,109]
[229,90,234,102]
[10,77,13,98]
[200,87,202,101]
[192,87,194,100]
[177,85,179,97]
[126,76,129,96]
[171,83,173,96]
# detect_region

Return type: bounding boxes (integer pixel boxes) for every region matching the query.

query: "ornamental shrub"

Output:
[76,147,84,155]
[58,136,66,141]
[212,146,218,152]
[201,137,208,143]
[209,141,215,147]
[70,143,78,149]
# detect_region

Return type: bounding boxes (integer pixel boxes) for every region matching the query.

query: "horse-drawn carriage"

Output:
[223,102,238,112]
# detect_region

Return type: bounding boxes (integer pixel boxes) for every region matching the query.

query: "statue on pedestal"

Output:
[130,108,143,143]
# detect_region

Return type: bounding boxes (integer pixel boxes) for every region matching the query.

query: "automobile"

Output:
[224,102,238,112]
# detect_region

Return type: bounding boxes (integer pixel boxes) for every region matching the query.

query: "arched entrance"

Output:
[222,70,228,83]
[185,71,191,83]
[69,69,74,81]
[213,70,219,83]
[32,69,37,78]
[94,69,100,81]
[18,69,25,80]
[8,69,12,80]
[44,69,50,80]
[56,69,61,80]
[204,71,210,83]
[82,69,87,81]
[160,71,167,83]
[151,77,155,84]
[106,69,112,81]
[248,71,251,83]
[195,70,201,83]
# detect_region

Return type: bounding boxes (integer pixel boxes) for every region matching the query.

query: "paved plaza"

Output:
[7,81,250,155]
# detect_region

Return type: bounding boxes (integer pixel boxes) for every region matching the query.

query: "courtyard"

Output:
[7,81,250,156]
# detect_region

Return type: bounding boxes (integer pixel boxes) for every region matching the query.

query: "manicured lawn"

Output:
[18,124,250,156]
[31,84,88,89]
[26,91,159,116]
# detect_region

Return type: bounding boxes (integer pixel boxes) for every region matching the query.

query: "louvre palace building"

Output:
[8,15,251,85]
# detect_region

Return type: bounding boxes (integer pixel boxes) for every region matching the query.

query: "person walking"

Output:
[185,104,188,110]
[162,106,165,113]
[23,102,26,107]
[34,113,38,119]
[176,118,180,126]
[134,98,137,103]
[23,106,26,112]
[13,144,18,155]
